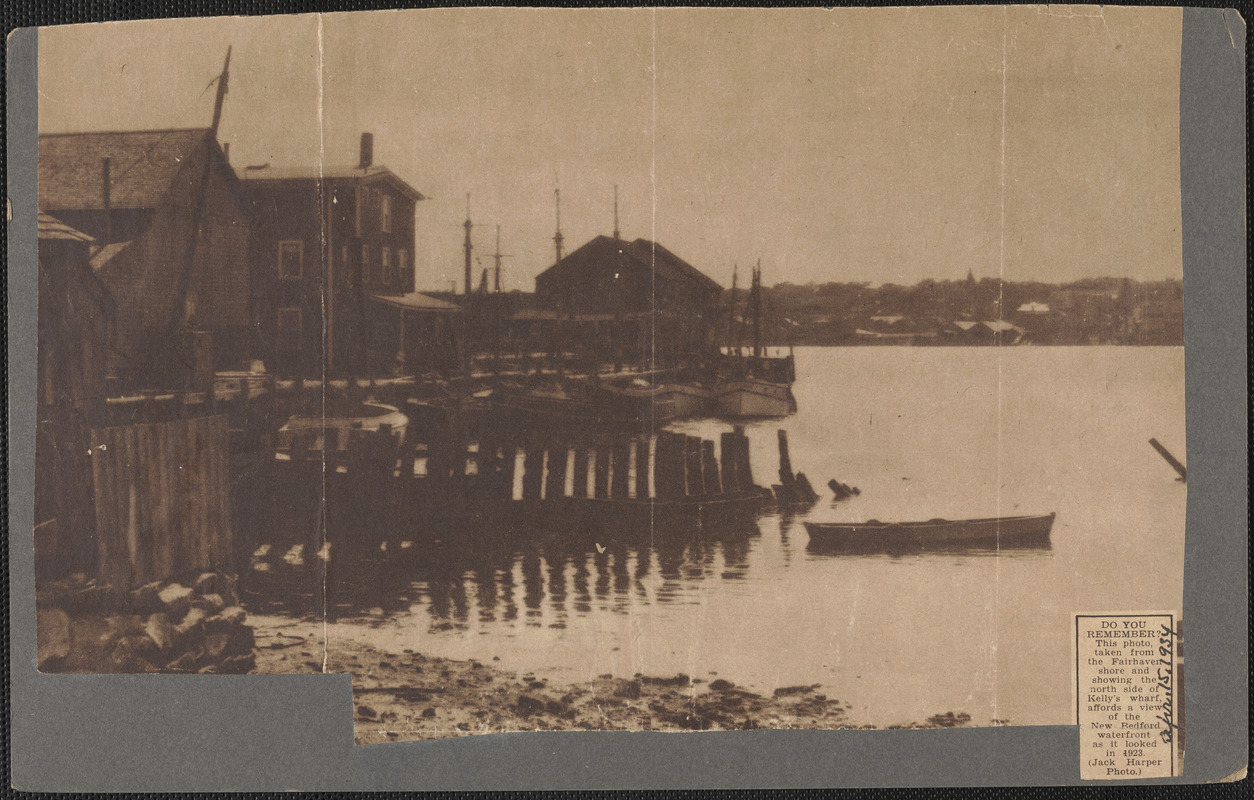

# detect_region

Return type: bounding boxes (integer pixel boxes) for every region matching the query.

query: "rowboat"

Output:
[803,512,1055,550]
[597,370,714,422]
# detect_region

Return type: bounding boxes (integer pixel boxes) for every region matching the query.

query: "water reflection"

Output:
[243,515,766,625]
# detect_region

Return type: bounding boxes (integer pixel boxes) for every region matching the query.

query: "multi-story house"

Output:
[242,133,458,377]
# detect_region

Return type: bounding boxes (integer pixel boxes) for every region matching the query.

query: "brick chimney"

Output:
[359,132,373,169]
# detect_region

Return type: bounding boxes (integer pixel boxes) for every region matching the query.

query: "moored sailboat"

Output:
[714,262,797,418]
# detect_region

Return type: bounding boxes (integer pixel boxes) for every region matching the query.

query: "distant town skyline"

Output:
[39,7,1184,291]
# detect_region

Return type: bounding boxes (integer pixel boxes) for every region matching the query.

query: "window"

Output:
[361,243,371,284]
[398,249,409,288]
[276,308,302,350]
[278,241,303,278]
[381,247,393,285]
[380,194,392,233]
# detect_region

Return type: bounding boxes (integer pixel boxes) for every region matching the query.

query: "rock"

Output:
[36,608,72,670]
[226,626,255,657]
[421,707,436,718]
[175,607,208,635]
[205,606,247,633]
[129,581,164,614]
[195,593,227,613]
[357,704,377,719]
[708,679,735,691]
[202,633,231,661]
[613,680,642,700]
[515,695,546,716]
[217,653,255,673]
[193,572,218,595]
[773,685,816,698]
[165,651,199,672]
[641,674,690,687]
[157,584,195,615]
[145,613,175,652]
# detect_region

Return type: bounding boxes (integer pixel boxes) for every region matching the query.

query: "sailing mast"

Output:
[462,194,473,295]
[159,46,230,382]
[751,259,763,358]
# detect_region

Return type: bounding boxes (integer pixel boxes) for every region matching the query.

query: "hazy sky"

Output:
[39,7,1183,291]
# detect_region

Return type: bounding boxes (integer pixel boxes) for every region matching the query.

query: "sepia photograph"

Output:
[31,6,1191,755]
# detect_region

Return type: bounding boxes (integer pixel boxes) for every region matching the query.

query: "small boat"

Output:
[596,369,714,422]
[275,399,408,460]
[803,512,1055,549]
[715,374,797,418]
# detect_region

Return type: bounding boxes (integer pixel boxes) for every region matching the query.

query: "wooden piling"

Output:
[634,435,651,500]
[777,428,794,486]
[611,440,631,499]
[737,428,755,489]
[501,442,519,501]
[719,431,740,494]
[545,441,568,500]
[655,432,685,500]
[684,436,705,497]
[593,445,611,499]
[702,440,722,495]
[572,442,591,499]
[522,438,544,501]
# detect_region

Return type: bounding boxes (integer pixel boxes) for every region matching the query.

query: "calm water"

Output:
[255,346,1186,727]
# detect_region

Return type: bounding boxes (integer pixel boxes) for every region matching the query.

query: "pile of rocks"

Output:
[36,571,255,674]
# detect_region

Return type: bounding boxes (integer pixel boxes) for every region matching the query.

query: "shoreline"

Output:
[252,615,979,743]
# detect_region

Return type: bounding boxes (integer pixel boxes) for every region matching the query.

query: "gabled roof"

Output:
[239,164,425,201]
[39,128,212,211]
[368,291,460,313]
[539,235,722,294]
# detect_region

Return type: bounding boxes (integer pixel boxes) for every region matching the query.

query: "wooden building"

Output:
[34,214,116,577]
[241,133,456,377]
[38,128,252,386]
[532,235,723,366]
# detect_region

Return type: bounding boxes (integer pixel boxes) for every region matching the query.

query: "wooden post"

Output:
[634,435,651,500]
[610,440,631,499]
[702,439,722,495]
[502,442,518,501]
[522,438,544,501]
[736,427,755,489]
[720,431,740,494]
[593,445,611,499]
[684,436,705,496]
[655,432,686,500]
[570,442,590,499]
[545,441,568,500]
[777,428,794,486]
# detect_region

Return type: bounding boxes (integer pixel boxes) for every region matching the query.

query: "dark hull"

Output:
[803,512,1055,551]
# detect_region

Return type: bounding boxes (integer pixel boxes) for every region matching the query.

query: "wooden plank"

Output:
[89,427,114,589]
[571,443,590,499]
[702,439,722,495]
[135,422,158,586]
